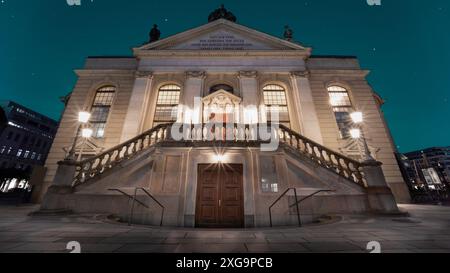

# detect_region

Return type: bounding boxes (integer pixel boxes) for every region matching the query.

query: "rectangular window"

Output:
[90,86,116,138]
[328,86,353,138]
[260,156,279,193]
[154,85,181,124]
[263,85,290,128]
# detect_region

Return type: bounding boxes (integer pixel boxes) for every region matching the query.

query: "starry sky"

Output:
[0,0,449,152]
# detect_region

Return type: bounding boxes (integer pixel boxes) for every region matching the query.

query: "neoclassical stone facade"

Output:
[40,19,409,228]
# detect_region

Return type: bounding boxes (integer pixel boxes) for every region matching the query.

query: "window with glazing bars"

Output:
[90,86,116,138]
[263,84,290,127]
[328,86,353,138]
[153,85,181,124]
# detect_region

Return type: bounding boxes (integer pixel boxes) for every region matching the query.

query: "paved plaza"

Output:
[0,204,449,253]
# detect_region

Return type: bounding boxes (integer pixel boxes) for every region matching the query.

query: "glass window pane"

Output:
[89,86,116,139]
[263,85,290,127]
[260,156,279,193]
[154,85,181,123]
[328,86,353,139]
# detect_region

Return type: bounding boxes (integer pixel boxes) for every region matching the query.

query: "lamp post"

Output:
[66,111,91,161]
[350,111,375,162]
[77,128,93,161]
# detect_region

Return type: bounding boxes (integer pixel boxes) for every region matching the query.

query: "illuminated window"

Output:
[263,84,290,127]
[153,84,181,125]
[90,86,116,138]
[328,86,353,138]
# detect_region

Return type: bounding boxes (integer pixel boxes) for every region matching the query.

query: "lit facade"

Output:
[40,16,409,227]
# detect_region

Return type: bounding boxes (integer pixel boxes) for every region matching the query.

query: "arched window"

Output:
[209,84,234,94]
[90,86,116,138]
[328,85,354,138]
[263,84,290,127]
[153,84,181,125]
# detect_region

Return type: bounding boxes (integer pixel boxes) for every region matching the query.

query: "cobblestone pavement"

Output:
[0,204,449,253]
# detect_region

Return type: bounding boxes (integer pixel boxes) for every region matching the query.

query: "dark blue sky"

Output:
[0,0,449,152]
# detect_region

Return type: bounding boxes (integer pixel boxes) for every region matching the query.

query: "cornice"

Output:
[133,50,311,58]
[75,69,136,77]
[309,69,370,77]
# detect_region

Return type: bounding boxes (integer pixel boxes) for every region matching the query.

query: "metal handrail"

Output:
[108,188,165,227]
[108,188,149,209]
[129,188,165,227]
[269,188,335,227]
[269,188,301,227]
[288,189,335,209]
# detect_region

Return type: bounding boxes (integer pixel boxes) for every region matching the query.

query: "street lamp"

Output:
[78,128,94,161]
[66,111,91,161]
[350,111,374,162]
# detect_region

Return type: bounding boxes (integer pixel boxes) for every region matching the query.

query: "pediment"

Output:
[137,19,306,52]
[203,89,242,105]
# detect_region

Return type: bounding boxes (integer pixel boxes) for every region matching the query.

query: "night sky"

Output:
[0,0,449,152]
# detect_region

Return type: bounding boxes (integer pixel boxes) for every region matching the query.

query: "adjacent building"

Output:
[399,147,450,192]
[0,101,58,192]
[40,6,408,228]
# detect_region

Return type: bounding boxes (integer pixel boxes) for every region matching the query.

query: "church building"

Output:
[40,6,410,228]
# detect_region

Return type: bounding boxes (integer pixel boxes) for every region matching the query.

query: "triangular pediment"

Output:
[137,19,306,52]
[202,89,242,104]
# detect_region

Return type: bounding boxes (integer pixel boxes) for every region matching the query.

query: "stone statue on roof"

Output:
[149,24,161,43]
[284,25,294,41]
[208,4,237,23]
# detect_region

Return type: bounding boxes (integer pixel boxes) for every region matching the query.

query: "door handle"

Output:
[219,200,222,207]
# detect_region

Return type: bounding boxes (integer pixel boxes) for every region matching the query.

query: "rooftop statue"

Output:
[284,25,294,41]
[149,24,161,43]
[208,4,237,23]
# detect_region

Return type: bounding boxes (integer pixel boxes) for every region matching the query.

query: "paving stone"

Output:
[79,243,124,253]
[301,242,362,253]
[0,204,450,253]
[7,243,68,252]
[116,244,179,253]
[246,243,309,253]
[175,243,247,253]
[101,236,166,244]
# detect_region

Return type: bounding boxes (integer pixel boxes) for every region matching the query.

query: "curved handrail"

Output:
[68,122,367,188]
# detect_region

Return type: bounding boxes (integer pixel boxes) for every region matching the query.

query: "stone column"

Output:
[363,160,399,213]
[120,71,153,142]
[239,71,259,124]
[183,71,206,124]
[290,71,324,144]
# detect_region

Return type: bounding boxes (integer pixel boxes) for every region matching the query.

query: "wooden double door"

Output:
[195,164,244,228]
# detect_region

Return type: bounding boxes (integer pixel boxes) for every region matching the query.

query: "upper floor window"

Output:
[90,86,116,138]
[153,84,181,125]
[328,85,353,138]
[263,84,290,128]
